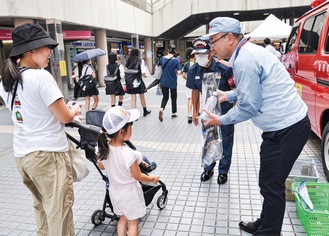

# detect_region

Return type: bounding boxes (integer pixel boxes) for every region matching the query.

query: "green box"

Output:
[292,182,329,236]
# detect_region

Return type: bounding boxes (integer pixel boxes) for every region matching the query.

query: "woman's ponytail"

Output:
[0,57,22,92]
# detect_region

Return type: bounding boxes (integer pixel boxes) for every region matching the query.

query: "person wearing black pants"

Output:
[202,17,311,235]
[160,87,177,118]
[157,45,182,122]
[258,115,310,234]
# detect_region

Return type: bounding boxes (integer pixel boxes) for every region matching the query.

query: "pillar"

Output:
[144,37,152,74]
[46,19,68,101]
[95,29,108,87]
[131,34,139,48]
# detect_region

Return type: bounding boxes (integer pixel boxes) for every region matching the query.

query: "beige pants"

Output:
[16,151,74,236]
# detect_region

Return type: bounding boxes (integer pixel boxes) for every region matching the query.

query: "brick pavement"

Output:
[0,76,327,236]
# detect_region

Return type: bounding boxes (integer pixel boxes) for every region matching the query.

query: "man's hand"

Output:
[216,89,229,103]
[203,109,221,127]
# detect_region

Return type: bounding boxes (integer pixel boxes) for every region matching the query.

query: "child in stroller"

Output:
[66,107,168,230]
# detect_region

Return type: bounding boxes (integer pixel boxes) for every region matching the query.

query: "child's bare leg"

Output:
[117,215,127,236]
[127,219,139,236]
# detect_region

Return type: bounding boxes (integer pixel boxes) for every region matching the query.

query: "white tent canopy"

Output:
[244,14,292,40]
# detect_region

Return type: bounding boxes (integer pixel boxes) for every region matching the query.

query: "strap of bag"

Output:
[161,56,173,71]
[112,64,119,76]
[82,65,92,78]
[11,67,29,111]
[106,64,119,79]
[134,61,140,70]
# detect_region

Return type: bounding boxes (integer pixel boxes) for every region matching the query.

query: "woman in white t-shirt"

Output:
[97,106,160,236]
[0,23,81,236]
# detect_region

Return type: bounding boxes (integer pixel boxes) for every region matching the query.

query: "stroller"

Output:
[66,109,168,226]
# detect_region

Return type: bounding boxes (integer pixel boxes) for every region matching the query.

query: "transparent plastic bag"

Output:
[200,73,223,168]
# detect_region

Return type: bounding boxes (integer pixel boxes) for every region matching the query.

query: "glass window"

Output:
[286,26,299,53]
[298,17,314,53]
[298,12,326,54]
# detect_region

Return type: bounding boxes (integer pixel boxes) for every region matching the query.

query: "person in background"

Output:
[181,47,195,124]
[97,106,159,236]
[141,52,151,77]
[264,38,282,60]
[71,62,80,100]
[280,37,287,54]
[263,38,277,55]
[104,52,125,107]
[202,17,310,236]
[186,37,235,184]
[158,45,182,122]
[125,48,151,117]
[0,23,81,236]
[77,59,99,112]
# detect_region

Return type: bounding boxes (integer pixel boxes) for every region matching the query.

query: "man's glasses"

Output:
[209,33,228,47]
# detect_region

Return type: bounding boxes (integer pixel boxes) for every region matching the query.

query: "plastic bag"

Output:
[200,72,223,168]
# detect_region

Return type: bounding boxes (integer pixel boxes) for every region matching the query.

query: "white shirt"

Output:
[0,69,67,157]
[101,145,143,186]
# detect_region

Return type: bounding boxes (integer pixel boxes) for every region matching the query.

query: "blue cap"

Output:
[202,17,242,40]
[191,37,211,54]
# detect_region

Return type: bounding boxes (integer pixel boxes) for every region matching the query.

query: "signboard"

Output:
[0,29,91,41]
[62,30,91,40]
[0,30,12,40]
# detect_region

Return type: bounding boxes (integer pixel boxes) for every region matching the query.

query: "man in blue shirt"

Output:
[186,37,235,185]
[202,17,311,236]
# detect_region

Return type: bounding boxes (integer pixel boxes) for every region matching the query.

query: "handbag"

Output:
[154,56,173,81]
[78,66,97,95]
[67,138,89,182]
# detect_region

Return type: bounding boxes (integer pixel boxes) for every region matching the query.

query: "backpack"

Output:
[104,64,119,82]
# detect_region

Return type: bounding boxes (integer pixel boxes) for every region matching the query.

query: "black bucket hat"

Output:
[9,23,59,58]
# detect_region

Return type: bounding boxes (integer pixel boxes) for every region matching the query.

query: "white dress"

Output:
[101,145,146,220]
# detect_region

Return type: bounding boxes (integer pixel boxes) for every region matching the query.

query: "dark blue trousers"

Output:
[258,115,310,235]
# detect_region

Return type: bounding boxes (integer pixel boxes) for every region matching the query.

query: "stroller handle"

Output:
[66,122,100,135]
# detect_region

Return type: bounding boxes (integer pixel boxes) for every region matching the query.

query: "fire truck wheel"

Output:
[321,123,329,181]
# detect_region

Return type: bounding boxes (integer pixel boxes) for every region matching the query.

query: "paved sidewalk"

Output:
[0,76,327,236]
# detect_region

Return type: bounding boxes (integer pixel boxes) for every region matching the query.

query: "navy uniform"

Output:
[187,38,234,184]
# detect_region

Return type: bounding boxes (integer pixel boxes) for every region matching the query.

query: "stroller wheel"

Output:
[156,194,167,210]
[91,209,104,225]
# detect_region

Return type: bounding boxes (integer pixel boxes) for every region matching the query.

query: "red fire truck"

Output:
[282,0,329,181]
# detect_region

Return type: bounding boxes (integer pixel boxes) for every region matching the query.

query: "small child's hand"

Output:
[150,175,160,184]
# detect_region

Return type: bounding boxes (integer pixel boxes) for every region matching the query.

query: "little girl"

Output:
[97,106,160,236]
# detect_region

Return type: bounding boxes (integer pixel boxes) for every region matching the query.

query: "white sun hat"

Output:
[102,106,140,134]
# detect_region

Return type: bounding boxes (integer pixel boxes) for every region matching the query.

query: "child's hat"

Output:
[102,106,140,134]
